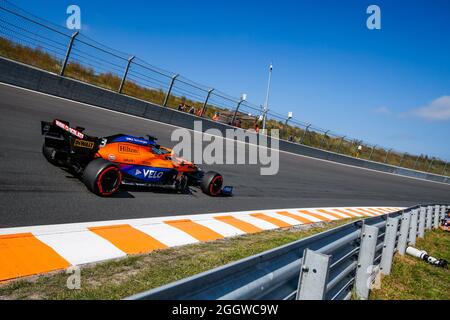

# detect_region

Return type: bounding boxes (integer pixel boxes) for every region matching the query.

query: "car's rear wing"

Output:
[41,119,101,154]
[41,119,86,138]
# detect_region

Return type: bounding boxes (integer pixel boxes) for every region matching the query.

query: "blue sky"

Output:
[10,0,450,160]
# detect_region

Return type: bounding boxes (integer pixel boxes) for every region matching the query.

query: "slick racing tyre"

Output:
[201,171,223,196]
[82,158,122,197]
[42,144,57,165]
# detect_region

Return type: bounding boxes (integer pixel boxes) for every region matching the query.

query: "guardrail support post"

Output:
[442,162,448,175]
[200,88,214,117]
[163,74,179,107]
[60,31,79,76]
[426,206,433,230]
[398,211,411,255]
[408,209,418,246]
[355,224,379,300]
[118,55,135,93]
[296,249,330,300]
[433,205,440,229]
[380,217,399,275]
[418,207,426,238]
[231,99,245,126]
[300,124,311,145]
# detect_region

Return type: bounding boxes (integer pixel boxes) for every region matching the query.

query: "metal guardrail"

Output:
[0,0,448,176]
[126,204,449,300]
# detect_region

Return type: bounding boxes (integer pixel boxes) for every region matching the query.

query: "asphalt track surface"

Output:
[0,83,449,228]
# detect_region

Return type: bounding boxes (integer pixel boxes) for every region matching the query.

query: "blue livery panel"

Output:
[120,165,174,183]
[111,135,157,147]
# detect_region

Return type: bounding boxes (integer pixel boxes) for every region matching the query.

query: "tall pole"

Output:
[163,74,179,107]
[118,55,135,93]
[200,88,214,117]
[262,62,273,133]
[60,31,79,76]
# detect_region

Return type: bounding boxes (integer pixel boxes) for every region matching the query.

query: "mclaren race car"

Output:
[41,119,232,197]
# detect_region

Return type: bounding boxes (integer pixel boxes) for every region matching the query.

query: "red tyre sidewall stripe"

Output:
[209,176,223,196]
[97,166,122,196]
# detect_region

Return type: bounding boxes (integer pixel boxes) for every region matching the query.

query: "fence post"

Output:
[336,136,346,153]
[442,162,448,175]
[380,217,399,275]
[231,99,245,126]
[384,149,392,164]
[427,158,435,172]
[300,124,311,145]
[163,74,179,107]
[118,55,135,93]
[397,211,411,255]
[433,205,440,229]
[368,145,376,161]
[426,206,433,230]
[320,131,329,148]
[60,31,79,76]
[418,207,426,238]
[413,155,421,170]
[355,224,379,300]
[442,205,447,220]
[296,249,330,300]
[408,209,418,246]
[399,153,407,167]
[200,88,214,117]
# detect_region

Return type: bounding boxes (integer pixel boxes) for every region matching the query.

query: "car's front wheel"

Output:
[82,158,122,197]
[201,171,223,196]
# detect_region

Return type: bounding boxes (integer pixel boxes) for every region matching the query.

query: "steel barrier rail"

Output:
[126,204,449,300]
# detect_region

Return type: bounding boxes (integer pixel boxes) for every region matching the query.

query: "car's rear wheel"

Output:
[82,158,122,197]
[201,171,223,196]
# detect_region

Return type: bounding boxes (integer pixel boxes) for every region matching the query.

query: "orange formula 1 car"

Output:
[41,119,232,197]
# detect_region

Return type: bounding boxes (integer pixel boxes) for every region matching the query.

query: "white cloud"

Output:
[413,96,450,121]
[374,106,392,115]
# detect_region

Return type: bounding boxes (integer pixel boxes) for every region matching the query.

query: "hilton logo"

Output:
[119,144,140,154]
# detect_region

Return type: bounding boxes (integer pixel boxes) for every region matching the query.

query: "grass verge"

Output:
[370,229,450,300]
[0,219,356,300]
